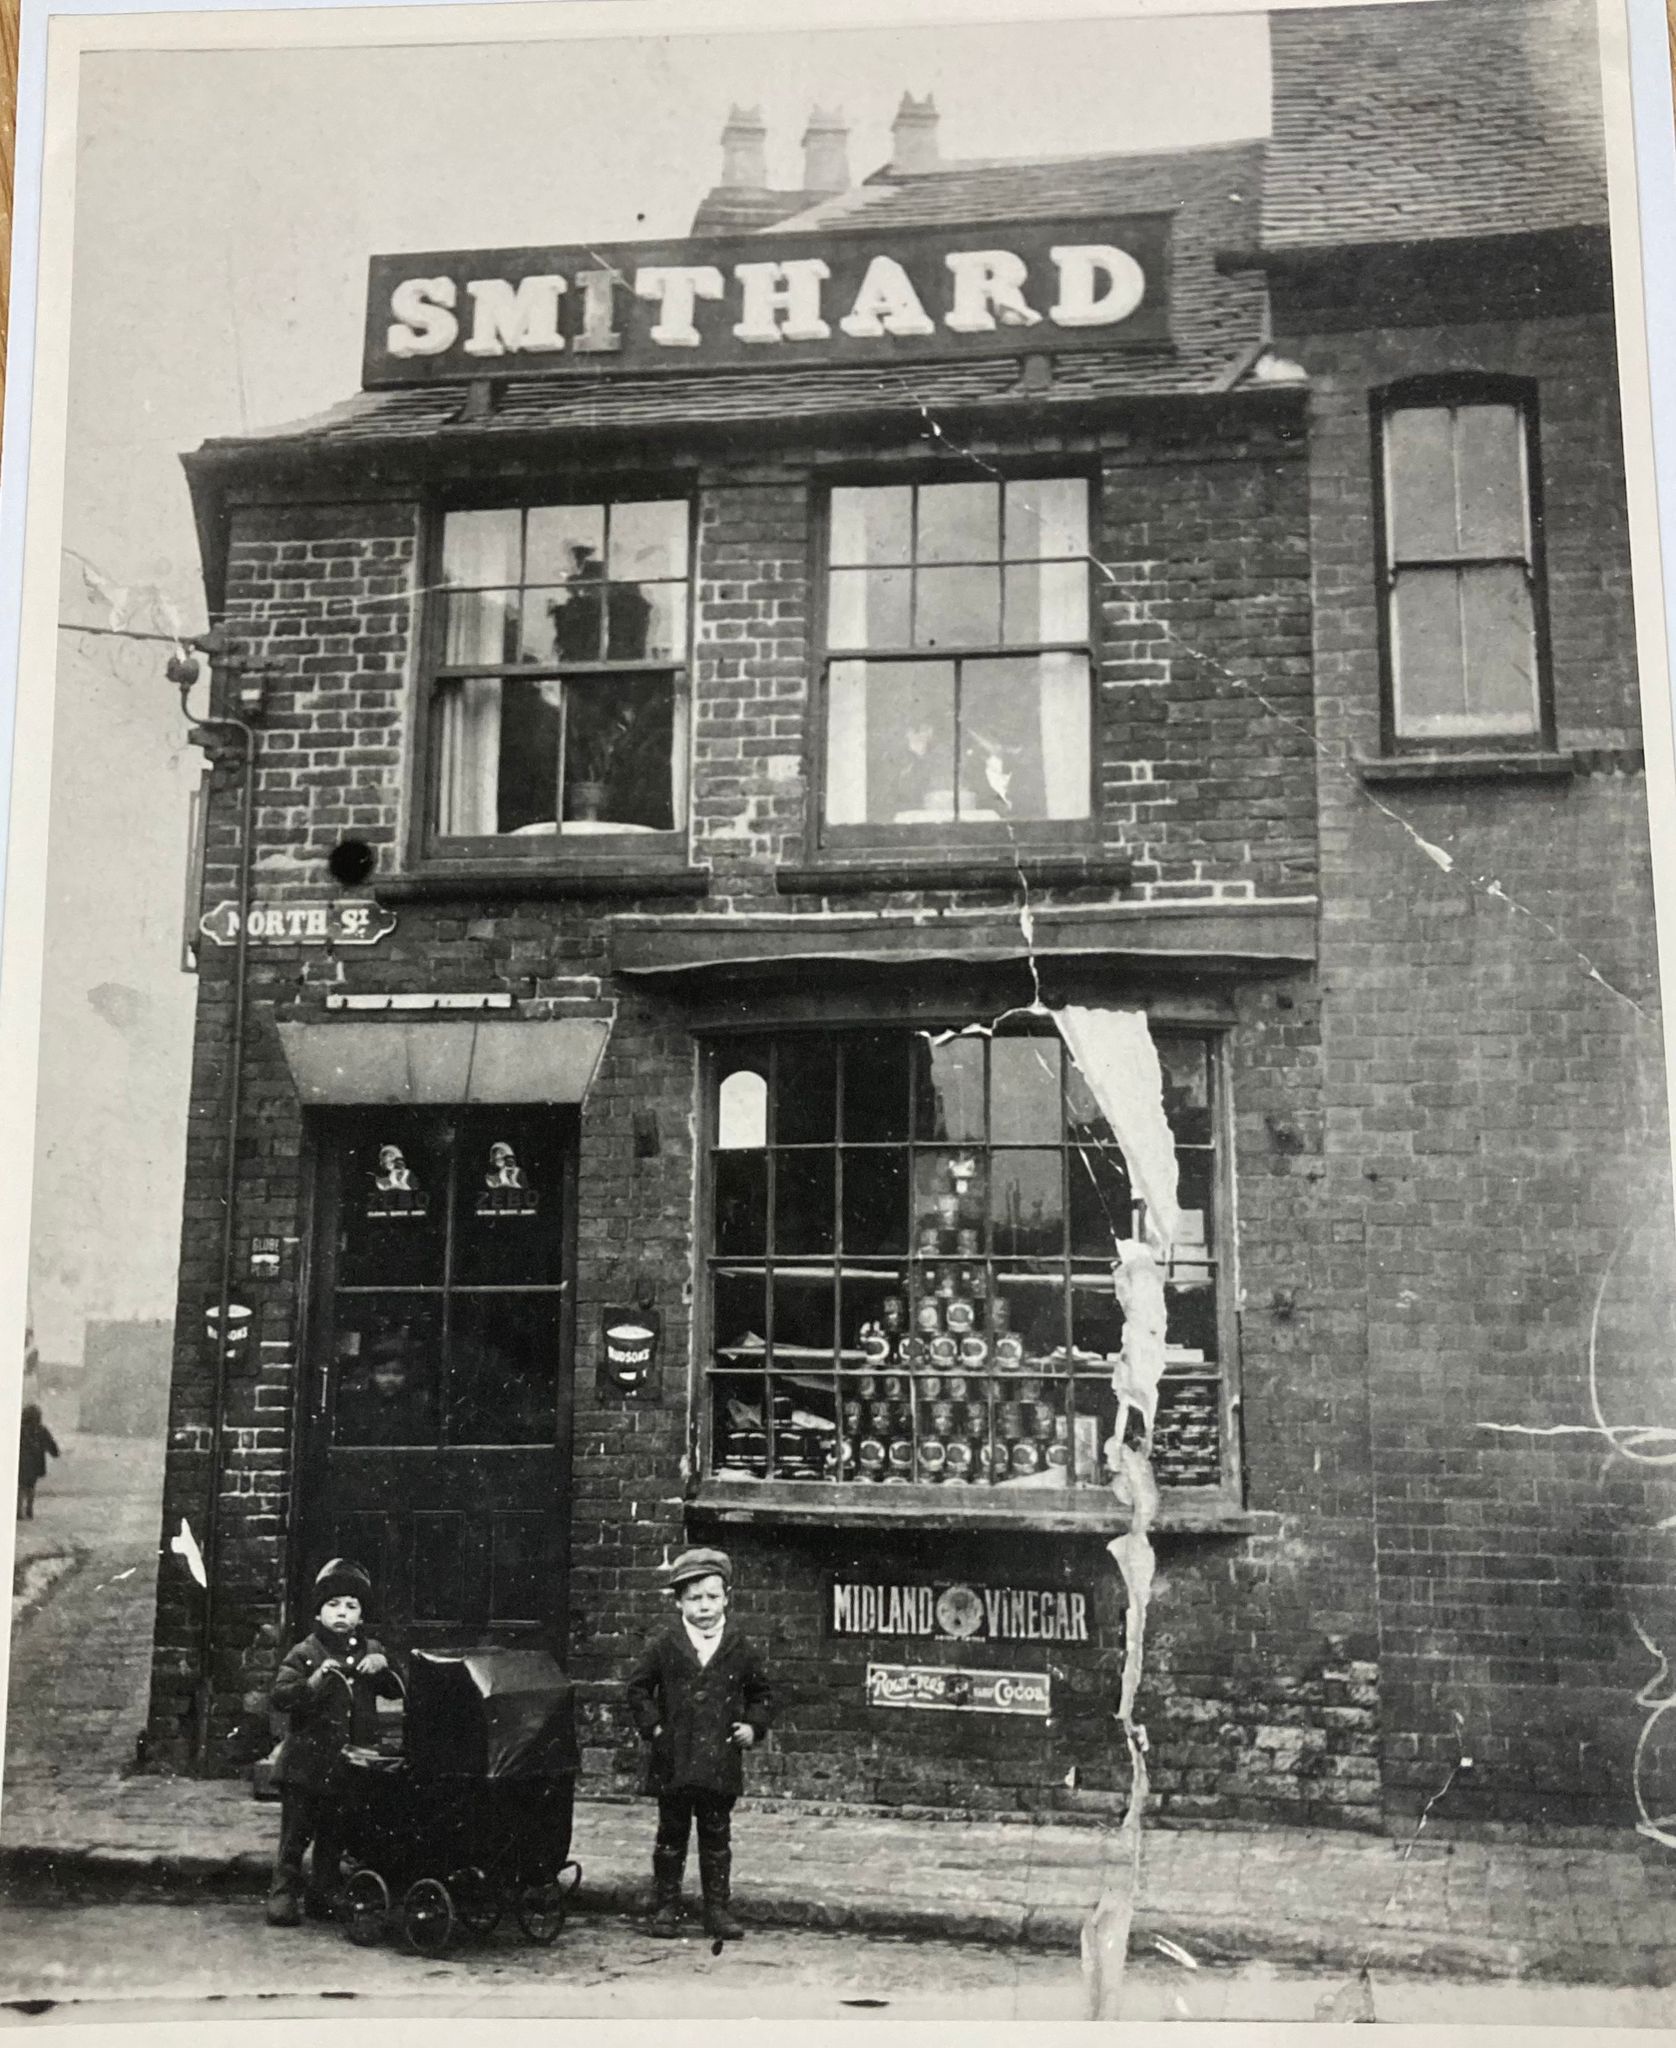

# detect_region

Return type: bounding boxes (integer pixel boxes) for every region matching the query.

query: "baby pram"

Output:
[334,1646,583,1954]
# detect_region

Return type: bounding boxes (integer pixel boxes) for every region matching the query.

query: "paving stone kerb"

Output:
[5,1779,1676,1985]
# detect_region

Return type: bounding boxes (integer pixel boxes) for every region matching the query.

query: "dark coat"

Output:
[271,1624,403,1791]
[625,1621,773,1798]
[17,1411,58,1490]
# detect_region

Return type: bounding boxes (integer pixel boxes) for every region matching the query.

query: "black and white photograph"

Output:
[3,0,1676,2029]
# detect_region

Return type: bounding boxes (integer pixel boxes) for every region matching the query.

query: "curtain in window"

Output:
[436,680,502,837]
[1038,652,1090,818]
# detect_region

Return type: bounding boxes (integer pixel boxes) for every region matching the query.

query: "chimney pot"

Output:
[891,91,940,175]
[720,104,769,191]
[801,105,850,196]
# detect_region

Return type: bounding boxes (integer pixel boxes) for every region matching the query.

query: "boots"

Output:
[646,1846,685,1936]
[699,1845,744,1941]
[265,1883,302,1929]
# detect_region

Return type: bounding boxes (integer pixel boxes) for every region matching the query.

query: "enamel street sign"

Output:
[198,900,398,947]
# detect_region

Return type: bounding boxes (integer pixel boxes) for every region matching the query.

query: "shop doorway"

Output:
[295,1106,576,1651]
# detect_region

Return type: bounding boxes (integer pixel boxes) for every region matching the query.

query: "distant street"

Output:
[4,1432,166,1800]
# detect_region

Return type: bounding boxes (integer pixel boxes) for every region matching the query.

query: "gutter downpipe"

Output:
[178,663,259,1775]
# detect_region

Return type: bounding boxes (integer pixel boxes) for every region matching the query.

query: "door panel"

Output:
[297,1107,575,1653]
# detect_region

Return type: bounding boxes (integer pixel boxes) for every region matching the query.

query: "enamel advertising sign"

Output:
[363,214,1172,386]
[865,1664,1052,1717]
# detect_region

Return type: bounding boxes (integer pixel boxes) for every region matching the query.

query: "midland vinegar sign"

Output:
[363,215,1171,386]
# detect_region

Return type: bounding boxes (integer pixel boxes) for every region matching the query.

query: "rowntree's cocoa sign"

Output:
[362,215,1170,386]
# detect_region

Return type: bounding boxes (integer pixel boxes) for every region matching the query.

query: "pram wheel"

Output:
[403,1877,456,1955]
[340,1868,390,1947]
[449,1866,503,1939]
[515,1862,580,1947]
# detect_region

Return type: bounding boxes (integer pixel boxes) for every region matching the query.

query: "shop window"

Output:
[426,499,690,847]
[701,1026,1229,1505]
[820,479,1094,840]
[1377,383,1549,747]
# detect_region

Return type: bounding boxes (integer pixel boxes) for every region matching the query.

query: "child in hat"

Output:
[266,1558,402,1928]
[625,1546,773,1940]
[16,1405,59,1521]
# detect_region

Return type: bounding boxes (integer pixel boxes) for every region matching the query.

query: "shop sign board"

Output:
[600,1307,661,1395]
[364,214,1172,386]
[830,1579,1090,1644]
[866,1663,1052,1717]
[199,900,398,947]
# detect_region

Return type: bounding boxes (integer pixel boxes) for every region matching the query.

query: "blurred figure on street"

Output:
[16,1404,60,1520]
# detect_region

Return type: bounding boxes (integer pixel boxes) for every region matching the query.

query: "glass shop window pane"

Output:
[828,568,911,650]
[445,589,518,668]
[714,1152,768,1256]
[412,1515,468,1623]
[443,507,522,588]
[989,1036,1062,1144]
[333,1299,442,1447]
[1391,569,1467,736]
[842,1033,910,1143]
[1070,1268,1126,1360]
[1385,407,1458,561]
[959,654,1090,822]
[825,659,956,826]
[711,1271,767,1362]
[452,1116,563,1287]
[915,1032,986,1143]
[336,1119,448,1287]
[447,1293,562,1445]
[775,1150,837,1256]
[1004,478,1087,561]
[1068,1145,1134,1257]
[716,1050,770,1149]
[1453,406,1527,559]
[991,1151,1065,1258]
[494,678,562,834]
[776,1040,838,1146]
[1157,1038,1213,1147]
[561,676,677,830]
[917,482,999,564]
[840,1149,910,1255]
[609,501,689,582]
[524,504,605,589]
[914,565,1001,649]
[771,1274,838,1361]
[622,583,688,663]
[1459,566,1540,733]
[1003,560,1088,645]
[914,1148,987,1253]
[830,485,913,568]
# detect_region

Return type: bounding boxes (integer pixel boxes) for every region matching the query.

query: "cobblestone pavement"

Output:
[5,1434,1676,1987]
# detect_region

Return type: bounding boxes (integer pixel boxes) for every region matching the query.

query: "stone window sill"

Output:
[777,855,1134,896]
[688,1478,1269,1537]
[1356,750,1576,787]
[377,865,709,903]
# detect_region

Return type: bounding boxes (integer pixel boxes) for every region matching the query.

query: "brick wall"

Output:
[1278,301,1676,1827]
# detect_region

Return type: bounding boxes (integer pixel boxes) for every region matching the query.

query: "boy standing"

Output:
[16,1405,59,1520]
[625,1547,773,1940]
[266,1558,402,1928]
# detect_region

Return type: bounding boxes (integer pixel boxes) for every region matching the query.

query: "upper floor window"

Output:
[820,478,1093,839]
[426,498,691,847]
[1378,386,1548,747]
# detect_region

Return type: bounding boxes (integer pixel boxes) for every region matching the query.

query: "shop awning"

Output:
[274,1017,611,1106]
[608,900,1317,983]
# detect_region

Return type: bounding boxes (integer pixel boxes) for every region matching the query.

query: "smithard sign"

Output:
[363,215,1172,384]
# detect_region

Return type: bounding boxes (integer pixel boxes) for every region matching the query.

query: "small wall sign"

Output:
[830,1579,1090,1644]
[249,1236,282,1277]
[866,1663,1052,1717]
[601,1308,661,1394]
[204,1301,253,1357]
[198,900,397,947]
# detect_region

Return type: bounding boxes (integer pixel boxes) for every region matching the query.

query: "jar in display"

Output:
[882,1374,907,1402]
[887,1435,915,1476]
[920,1372,943,1401]
[956,1228,980,1258]
[929,1334,958,1367]
[945,1296,975,1335]
[994,1334,1026,1371]
[867,1401,894,1433]
[989,1298,1012,1335]
[1011,1439,1043,1476]
[929,1400,956,1438]
[841,1399,864,1432]
[917,1439,947,1480]
[915,1298,942,1335]
[900,1336,927,1367]
[935,1263,957,1301]
[943,1439,973,1482]
[959,1334,989,1368]
[858,1435,887,1480]
[1031,1402,1058,1440]
[997,1402,1024,1442]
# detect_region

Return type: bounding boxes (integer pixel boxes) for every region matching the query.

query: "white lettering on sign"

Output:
[944,249,1043,334]
[1049,245,1148,329]
[733,259,832,344]
[387,276,459,357]
[384,240,1154,365]
[632,264,726,348]
[464,275,567,357]
[838,255,937,339]
[831,1580,1089,1642]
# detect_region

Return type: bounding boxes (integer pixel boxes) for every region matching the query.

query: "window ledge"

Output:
[688,1478,1269,1537]
[377,864,710,904]
[1356,749,1576,787]
[777,855,1134,897]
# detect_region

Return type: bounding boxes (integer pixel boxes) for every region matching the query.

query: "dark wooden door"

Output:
[295,1106,575,1652]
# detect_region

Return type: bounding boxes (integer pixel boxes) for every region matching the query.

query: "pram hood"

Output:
[405,1647,580,1781]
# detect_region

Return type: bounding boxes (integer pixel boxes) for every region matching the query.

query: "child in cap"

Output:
[16,1405,59,1521]
[266,1558,402,1928]
[625,1546,773,1940]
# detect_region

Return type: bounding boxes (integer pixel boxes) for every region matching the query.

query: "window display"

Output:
[702,1026,1226,1500]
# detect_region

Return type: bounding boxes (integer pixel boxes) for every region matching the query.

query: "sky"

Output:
[36,5,1277,1362]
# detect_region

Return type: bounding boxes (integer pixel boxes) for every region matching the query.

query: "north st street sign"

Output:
[198,900,398,947]
[363,214,1172,386]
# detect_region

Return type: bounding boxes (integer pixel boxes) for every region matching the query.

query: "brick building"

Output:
[146,0,1676,1833]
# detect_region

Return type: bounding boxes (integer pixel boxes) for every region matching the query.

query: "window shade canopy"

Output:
[276,1017,611,1105]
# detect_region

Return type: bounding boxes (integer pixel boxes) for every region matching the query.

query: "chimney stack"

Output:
[802,105,850,195]
[719,104,769,190]
[891,92,940,175]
